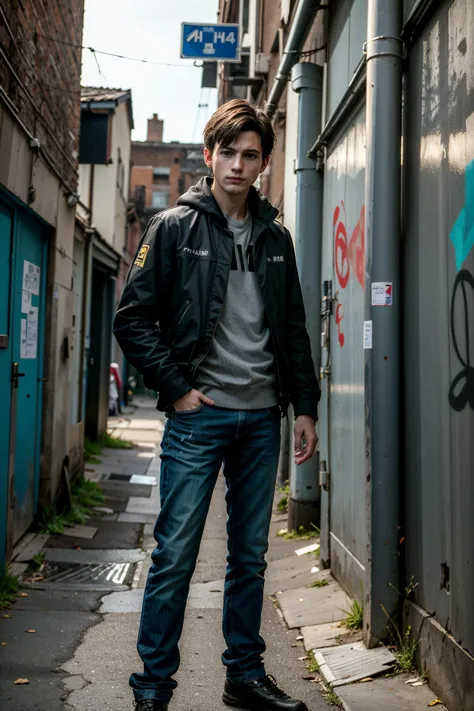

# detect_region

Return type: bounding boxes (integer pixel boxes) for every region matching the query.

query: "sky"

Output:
[81,1,219,143]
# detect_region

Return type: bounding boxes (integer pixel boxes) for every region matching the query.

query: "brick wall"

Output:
[0,0,85,189]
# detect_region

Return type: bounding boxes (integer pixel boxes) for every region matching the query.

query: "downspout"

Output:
[265,0,328,120]
[364,0,403,646]
[78,165,95,424]
[287,62,324,531]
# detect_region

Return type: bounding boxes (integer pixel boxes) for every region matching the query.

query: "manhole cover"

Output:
[30,561,136,591]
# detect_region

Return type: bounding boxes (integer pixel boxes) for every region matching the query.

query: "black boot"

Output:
[223,675,308,711]
[135,700,168,711]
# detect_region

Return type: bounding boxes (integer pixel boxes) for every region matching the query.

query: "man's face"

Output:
[204,131,270,196]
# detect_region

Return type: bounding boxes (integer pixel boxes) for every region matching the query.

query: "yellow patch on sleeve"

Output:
[134,244,150,268]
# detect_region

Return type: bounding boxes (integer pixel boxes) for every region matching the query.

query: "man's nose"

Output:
[231,155,243,171]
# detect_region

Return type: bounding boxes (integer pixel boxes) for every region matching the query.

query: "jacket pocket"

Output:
[173,299,191,343]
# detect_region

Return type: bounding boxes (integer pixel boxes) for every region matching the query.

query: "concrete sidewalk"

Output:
[1,396,446,711]
[61,398,333,711]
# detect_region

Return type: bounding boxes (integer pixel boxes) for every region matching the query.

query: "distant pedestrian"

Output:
[114,99,320,711]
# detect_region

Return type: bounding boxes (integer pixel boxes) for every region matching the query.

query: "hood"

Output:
[177,176,279,225]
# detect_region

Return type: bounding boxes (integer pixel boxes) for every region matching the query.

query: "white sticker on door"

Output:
[23,306,38,359]
[20,319,28,358]
[22,260,40,296]
[371,282,392,306]
[363,320,373,349]
[21,289,32,314]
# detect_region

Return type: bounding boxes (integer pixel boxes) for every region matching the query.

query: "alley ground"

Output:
[0,397,333,711]
[0,397,446,711]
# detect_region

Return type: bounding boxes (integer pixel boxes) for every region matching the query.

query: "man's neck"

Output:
[211,180,248,221]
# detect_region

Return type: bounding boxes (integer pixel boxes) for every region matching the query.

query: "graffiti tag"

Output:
[449,269,474,412]
[333,203,365,346]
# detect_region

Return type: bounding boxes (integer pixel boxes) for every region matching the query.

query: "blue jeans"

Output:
[131,405,281,702]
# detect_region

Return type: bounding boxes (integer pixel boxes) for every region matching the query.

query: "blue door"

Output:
[11,212,47,542]
[0,204,14,567]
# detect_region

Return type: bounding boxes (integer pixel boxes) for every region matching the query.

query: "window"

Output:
[152,191,169,208]
[153,167,170,184]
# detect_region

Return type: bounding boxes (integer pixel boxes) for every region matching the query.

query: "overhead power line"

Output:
[36,33,200,69]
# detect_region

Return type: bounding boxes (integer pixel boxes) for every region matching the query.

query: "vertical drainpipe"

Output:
[364,0,403,645]
[287,62,324,531]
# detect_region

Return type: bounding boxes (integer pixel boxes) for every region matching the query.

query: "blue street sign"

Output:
[181,23,241,62]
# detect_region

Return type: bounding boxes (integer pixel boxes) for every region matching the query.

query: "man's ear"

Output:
[204,147,213,169]
[260,155,271,174]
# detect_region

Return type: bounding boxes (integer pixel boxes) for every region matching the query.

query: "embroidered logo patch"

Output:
[134,245,150,268]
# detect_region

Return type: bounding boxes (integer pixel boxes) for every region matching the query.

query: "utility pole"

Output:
[288,62,324,531]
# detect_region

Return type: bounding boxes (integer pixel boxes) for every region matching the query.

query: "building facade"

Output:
[0,0,85,567]
[130,113,208,230]
[218,1,474,708]
[76,88,134,441]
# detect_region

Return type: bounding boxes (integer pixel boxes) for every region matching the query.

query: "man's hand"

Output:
[173,388,215,412]
[294,415,318,465]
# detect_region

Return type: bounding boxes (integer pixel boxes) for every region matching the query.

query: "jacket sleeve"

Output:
[113,215,192,407]
[285,229,321,421]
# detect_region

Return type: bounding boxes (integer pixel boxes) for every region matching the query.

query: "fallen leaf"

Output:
[298,656,308,661]
[302,675,315,681]
[406,678,419,684]
[30,576,44,582]
[17,593,28,598]
[3,614,12,619]
[413,681,428,687]
[359,677,373,683]
[296,635,304,641]
[428,701,443,707]
[25,629,36,634]
[14,678,30,685]
[399,537,406,545]
[1,642,7,646]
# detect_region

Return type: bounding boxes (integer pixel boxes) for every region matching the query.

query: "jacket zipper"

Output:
[192,238,232,383]
[177,299,191,326]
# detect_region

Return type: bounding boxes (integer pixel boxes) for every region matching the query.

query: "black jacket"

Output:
[113,178,320,420]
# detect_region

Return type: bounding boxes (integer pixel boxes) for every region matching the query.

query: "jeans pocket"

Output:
[174,403,205,416]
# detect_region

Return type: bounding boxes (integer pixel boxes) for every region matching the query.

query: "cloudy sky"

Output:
[81,1,219,143]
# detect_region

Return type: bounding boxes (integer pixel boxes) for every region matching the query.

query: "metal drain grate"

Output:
[315,641,395,687]
[31,561,135,591]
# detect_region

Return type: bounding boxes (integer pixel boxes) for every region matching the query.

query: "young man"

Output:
[114,99,320,711]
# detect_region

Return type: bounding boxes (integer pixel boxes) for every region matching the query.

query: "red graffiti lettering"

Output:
[347,206,365,288]
[332,202,366,348]
[334,203,350,289]
[335,303,345,347]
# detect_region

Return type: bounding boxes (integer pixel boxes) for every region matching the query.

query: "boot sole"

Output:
[222,691,308,711]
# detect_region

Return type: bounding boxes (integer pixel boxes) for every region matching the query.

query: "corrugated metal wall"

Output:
[403,0,474,656]
[321,107,367,600]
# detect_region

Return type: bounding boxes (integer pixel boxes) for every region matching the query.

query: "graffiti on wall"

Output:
[448,158,474,412]
[333,202,365,347]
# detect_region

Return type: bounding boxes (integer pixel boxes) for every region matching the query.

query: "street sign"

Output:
[181,23,241,62]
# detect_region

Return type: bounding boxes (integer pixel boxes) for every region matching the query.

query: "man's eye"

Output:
[221,150,232,157]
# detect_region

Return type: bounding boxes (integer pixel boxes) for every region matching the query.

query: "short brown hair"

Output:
[204,99,276,160]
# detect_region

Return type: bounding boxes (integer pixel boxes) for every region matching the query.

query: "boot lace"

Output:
[257,675,289,699]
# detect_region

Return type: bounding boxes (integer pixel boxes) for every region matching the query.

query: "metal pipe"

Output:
[402,0,439,44]
[287,62,324,531]
[308,56,366,158]
[265,1,328,119]
[363,0,403,646]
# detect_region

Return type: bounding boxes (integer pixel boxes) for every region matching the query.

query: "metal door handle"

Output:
[12,362,25,388]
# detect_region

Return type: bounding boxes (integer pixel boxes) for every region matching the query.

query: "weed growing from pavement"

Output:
[25,552,45,576]
[277,485,289,512]
[342,599,363,631]
[305,650,320,673]
[307,578,329,588]
[277,524,320,540]
[0,566,20,608]
[381,605,418,674]
[39,477,105,535]
[324,690,343,707]
[99,432,134,449]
